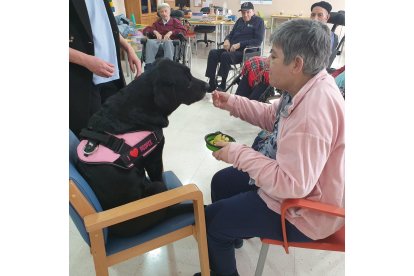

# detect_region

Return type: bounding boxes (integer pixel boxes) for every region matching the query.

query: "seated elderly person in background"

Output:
[205,2,264,92]
[234,55,270,100]
[193,19,345,276]
[310,1,338,67]
[142,3,187,69]
[234,0,340,100]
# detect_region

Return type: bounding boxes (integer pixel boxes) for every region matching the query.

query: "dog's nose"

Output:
[204,82,210,91]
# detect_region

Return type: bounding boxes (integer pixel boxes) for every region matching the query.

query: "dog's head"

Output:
[86,59,208,134]
[150,58,208,116]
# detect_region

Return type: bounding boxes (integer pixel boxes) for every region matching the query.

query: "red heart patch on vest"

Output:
[129,148,139,157]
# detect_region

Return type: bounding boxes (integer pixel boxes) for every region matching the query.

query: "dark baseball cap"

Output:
[239,2,254,11]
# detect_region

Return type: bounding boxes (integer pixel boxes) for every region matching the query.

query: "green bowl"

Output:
[204,131,236,152]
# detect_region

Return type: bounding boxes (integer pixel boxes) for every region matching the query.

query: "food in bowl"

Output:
[205,131,236,152]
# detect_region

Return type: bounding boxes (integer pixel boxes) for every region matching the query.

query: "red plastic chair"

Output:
[254,198,345,276]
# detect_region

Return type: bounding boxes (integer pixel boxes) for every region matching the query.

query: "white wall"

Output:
[114,0,345,18]
[193,0,345,18]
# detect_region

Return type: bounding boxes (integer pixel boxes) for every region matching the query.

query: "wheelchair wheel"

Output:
[182,41,192,69]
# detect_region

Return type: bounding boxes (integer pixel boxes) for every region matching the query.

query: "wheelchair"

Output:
[140,9,192,70]
[327,10,345,70]
[212,42,263,93]
[140,33,192,70]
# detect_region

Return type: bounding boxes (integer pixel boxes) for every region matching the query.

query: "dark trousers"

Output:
[97,78,124,105]
[70,78,123,138]
[234,76,252,98]
[205,49,243,83]
[205,166,312,275]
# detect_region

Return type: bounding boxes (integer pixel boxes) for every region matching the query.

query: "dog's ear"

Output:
[153,81,178,116]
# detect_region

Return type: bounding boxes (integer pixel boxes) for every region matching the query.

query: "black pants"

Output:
[204,167,313,275]
[70,78,123,137]
[205,49,243,83]
[97,78,124,105]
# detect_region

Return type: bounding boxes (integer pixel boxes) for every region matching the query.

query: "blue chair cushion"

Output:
[69,130,108,245]
[104,170,196,256]
[70,130,195,254]
[106,210,194,255]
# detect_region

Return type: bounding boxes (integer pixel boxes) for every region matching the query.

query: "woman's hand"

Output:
[118,35,142,78]
[154,31,163,40]
[223,40,231,51]
[212,91,230,108]
[84,55,115,77]
[212,141,231,163]
[126,49,142,78]
[163,31,173,40]
[230,43,240,52]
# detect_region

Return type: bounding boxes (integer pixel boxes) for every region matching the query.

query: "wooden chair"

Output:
[69,130,210,276]
[254,198,345,276]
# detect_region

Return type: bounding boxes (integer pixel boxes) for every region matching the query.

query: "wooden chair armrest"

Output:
[84,184,203,233]
[281,198,345,218]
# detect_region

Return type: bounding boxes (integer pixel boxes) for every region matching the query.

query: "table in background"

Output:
[269,14,308,36]
[187,20,235,49]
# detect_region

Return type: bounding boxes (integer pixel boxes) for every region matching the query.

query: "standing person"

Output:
[205,2,264,92]
[69,0,142,137]
[310,1,338,67]
[142,3,187,69]
[194,19,344,276]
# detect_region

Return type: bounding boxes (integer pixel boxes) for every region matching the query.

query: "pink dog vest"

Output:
[77,130,162,169]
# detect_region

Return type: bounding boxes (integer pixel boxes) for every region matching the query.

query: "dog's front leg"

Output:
[143,138,165,182]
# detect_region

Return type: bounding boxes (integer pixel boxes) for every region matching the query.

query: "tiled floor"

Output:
[70,33,345,276]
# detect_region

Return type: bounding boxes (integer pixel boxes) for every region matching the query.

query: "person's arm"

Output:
[69,47,115,78]
[213,91,277,131]
[119,34,142,78]
[171,18,187,37]
[224,18,241,42]
[142,25,155,37]
[239,16,265,48]
[218,128,330,200]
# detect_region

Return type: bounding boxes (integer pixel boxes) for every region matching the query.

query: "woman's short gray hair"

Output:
[270,19,331,75]
[157,3,170,11]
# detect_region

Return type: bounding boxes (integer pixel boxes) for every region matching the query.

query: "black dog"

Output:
[77,59,208,237]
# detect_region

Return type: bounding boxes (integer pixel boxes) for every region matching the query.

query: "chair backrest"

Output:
[171,9,185,20]
[213,6,223,12]
[69,130,108,246]
[327,10,345,67]
[200,7,210,14]
[328,10,345,32]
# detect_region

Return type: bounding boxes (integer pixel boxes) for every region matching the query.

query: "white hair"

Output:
[157,3,170,11]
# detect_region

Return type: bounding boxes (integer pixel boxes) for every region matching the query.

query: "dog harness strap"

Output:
[80,128,129,154]
[77,129,163,170]
[153,129,164,142]
[113,132,160,168]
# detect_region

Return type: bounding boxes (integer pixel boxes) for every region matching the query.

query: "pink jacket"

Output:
[222,70,345,240]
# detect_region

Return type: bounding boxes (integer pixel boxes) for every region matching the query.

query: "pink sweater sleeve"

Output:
[224,94,333,199]
[227,132,331,199]
[224,95,278,132]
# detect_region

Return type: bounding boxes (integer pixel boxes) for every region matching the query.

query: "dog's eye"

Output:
[185,71,193,88]
[186,79,192,88]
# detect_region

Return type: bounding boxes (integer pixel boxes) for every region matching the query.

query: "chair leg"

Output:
[89,230,109,276]
[254,243,269,276]
[193,199,210,275]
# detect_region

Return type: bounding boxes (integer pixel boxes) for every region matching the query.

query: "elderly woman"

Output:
[142,3,187,68]
[194,19,345,276]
